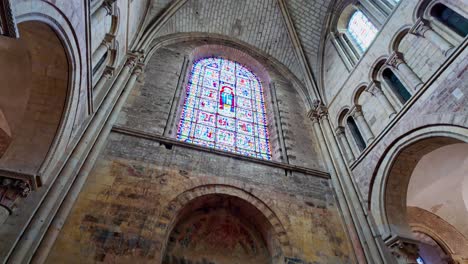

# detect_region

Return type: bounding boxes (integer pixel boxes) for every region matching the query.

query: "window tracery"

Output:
[347,11,378,51]
[177,57,271,160]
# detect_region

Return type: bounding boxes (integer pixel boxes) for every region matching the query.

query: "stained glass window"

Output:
[347,11,378,51]
[177,57,271,160]
[416,257,424,264]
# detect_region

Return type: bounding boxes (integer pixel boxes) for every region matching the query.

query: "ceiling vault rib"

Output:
[133,0,188,52]
[277,0,322,102]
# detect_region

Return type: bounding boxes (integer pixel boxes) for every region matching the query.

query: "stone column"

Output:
[387,52,423,91]
[91,0,114,22]
[366,81,396,118]
[0,177,31,225]
[93,67,113,92]
[387,236,420,264]
[115,56,138,89]
[309,101,396,263]
[92,37,112,68]
[410,18,454,57]
[335,126,356,163]
[351,106,375,144]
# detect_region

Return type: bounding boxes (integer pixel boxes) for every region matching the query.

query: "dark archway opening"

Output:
[383,68,411,104]
[163,194,281,264]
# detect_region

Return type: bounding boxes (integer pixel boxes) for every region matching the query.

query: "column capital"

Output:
[386,236,420,264]
[124,55,138,68]
[0,177,31,213]
[386,52,405,69]
[308,100,329,122]
[103,66,115,78]
[133,64,145,75]
[103,0,116,15]
[366,81,383,96]
[350,105,363,118]
[335,126,346,136]
[409,18,431,36]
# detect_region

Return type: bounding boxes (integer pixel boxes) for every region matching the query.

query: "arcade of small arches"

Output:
[0,0,466,263]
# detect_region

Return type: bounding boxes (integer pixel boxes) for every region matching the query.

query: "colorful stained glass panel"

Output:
[177,57,271,160]
[347,11,378,51]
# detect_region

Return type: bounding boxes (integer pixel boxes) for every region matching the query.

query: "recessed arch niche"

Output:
[0,21,69,177]
[370,126,468,262]
[162,194,284,264]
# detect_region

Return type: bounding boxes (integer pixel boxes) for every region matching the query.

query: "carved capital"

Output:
[0,0,19,38]
[351,105,363,118]
[386,52,405,69]
[335,126,346,137]
[307,110,320,124]
[102,66,115,79]
[387,236,420,264]
[0,177,31,212]
[102,0,116,15]
[133,64,144,75]
[410,18,431,37]
[124,56,138,68]
[366,81,383,96]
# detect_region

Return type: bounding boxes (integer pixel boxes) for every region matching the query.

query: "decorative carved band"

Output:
[386,235,420,264]
[409,18,431,37]
[386,52,405,69]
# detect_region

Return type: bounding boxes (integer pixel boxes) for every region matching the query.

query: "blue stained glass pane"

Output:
[177,57,272,160]
[347,11,378,51]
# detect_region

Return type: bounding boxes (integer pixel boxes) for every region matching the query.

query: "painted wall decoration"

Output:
[177,57,271,160]
[163,208,271,264]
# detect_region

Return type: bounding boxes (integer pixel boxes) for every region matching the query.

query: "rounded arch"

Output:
[156,184,293,263]
[369,57,388,81]
[335,3,359,33]
[336,106,351,128]
[414,0,468,44]
[369,125,468,241]
[2,1,82,185]
[388,26,411,54]
[351,83,368,106]
[407,206,468,258]
[413,0,467,24]
[145,32,313,111]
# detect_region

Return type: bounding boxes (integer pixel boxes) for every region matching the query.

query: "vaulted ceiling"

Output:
[142,0,334,91]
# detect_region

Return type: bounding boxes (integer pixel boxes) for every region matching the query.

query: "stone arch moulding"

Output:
[388,26,411,54]
[369,125,468,241]
[413,0,467,24]
[156,182,293,263]
[351,82,368,106]
[414,0,467,44]
[336,106,351,128]
[13,1,82,185]
[407,207,468,257]
[144,32,314,111]
[369,56,388,81]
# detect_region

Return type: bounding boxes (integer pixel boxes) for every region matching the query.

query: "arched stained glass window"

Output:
[177,57,271,160]
[347,11,378,51]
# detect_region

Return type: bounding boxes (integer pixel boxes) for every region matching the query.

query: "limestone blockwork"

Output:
[0,0,466,263]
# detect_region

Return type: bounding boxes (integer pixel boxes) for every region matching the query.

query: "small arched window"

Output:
[382,68,411,103]
[347,11,378,51]
[347,116,366,151]
[431,3,468,37]
[177,57,272,160]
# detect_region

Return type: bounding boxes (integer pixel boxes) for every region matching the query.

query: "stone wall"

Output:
[45,40,354,263]
[352,38,467,204]
[117,41,326,170]
[46,131,353,263]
